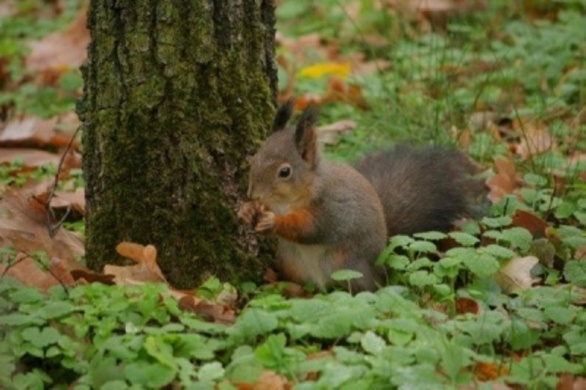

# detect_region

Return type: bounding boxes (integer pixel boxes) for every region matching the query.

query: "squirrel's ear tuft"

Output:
[294,104,319,166]
[272,99,295,132]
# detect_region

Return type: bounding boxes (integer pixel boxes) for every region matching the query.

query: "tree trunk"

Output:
[78,0,277,288]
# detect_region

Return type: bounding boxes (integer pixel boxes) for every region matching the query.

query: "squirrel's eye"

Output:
[278,164,292,179]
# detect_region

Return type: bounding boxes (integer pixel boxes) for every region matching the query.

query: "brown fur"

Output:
[356,146,483,236]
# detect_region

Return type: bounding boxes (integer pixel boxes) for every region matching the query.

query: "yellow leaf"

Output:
[298,62,351,79]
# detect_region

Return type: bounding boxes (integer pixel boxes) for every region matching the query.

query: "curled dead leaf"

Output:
[106,242,167,284]
[494,256,539,293]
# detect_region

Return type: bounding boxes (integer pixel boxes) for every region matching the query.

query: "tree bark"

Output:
[79,0,277,288]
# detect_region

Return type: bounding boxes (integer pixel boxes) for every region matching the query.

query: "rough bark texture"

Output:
[78,0,277,288]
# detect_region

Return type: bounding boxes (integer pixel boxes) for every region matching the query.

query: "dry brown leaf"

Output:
[318,120,357,145]
[51,188,85,215]
[486,155,520,203]
[0,113,80,149]
[70,269,116,285]
[514,119,556,159]
[26,8,89,73]
[0,148,62,167]
[0,253,79,291]
[236,371,292,390]
[557,373,586,390]
[494,256,539,293]
[0,189,84,264]
[105,242,167,284]
[511,210,549,238]
[177,294,235,324]
[455,297,481,315]
[115,242,148,263]
[473,361,509,382]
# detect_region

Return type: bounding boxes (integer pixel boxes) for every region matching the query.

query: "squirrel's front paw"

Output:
[237,202,258,225]
[255,210,275,233]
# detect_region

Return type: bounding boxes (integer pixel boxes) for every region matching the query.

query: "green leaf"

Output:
[408,270,438,287]
[413,231,447,240]
[254,333,287,368]
[406,257,434,271]
[198,362,225,382]
[500,227,533,253]
[554,201,577,219]
[89,356,125,387]
[506,320,540,350]
[9,287,45,303]
[385,254,410,270]
[290,298,332,322]
[360,331,386,355]
[228,308,278,343]
[409,240,437,253]
[564,260,586,287]
[144,335,177,369]
[434,256,462,279]
[21,326,60,348]
[0,313,44,326]
[464,253,500,278]
[124,361,176,388]
[481,244,516,259]
[225,346,263,383]
[543,306,577,325]
[440,342,467,381]
[387,235,415,251]
[37,300,76,320]
[541,353,581,374]
[448,232,479,246]
[331,269,364,281]
[482,216,512,228]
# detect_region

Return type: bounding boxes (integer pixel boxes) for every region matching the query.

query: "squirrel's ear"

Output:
[272,99,295,132]
[294,104,319,166]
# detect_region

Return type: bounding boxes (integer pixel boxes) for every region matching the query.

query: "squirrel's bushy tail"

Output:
[356,145,485,236]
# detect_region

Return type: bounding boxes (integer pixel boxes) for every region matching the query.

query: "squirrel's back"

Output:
[357,145,484,236]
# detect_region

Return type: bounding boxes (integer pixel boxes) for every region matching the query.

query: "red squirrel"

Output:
[238,100,482,291]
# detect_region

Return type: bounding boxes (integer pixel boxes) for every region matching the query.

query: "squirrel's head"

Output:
[247,100,320,213]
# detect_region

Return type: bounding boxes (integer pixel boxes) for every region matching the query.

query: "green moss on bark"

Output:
[79,0,277,288]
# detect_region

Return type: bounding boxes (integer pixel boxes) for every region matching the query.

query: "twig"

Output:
[42,125,82,238]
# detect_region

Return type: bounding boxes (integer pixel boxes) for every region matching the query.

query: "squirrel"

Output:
[238,100,483,291]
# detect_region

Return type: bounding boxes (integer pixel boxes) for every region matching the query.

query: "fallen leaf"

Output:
[236,370,291,390]
[51,188,85,215]
[455,297,480,315]
[104,242,167,284]
[486,155,520,203]
[473,361,509,381]
[0,148,62,167]
[0,113,80,149]
[70,269,116,285]
[511,210,549,238]
[318,120,357,145]
[557,373,586,390]
[514,119,556,159]
[494,256,539,293]
[26,8,89,73]
[0,253,78,291]
[299,62,351,79]
[0,189,84,266]
[176,293,235,324]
